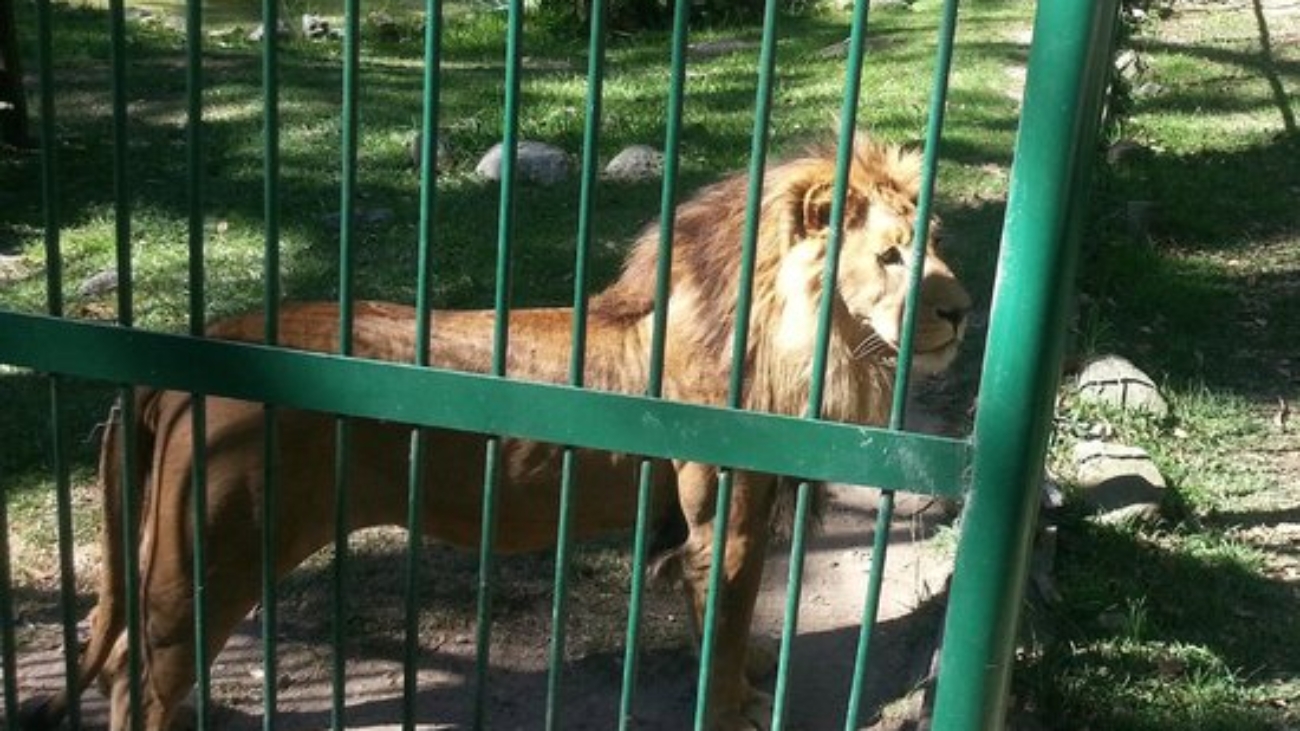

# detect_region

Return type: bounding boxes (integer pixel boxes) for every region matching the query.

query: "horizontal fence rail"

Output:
[0,312,970,497]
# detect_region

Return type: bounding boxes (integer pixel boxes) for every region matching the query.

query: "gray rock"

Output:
[603,145,663,182]
[1076,354,1169,417]
[1113,48,1147,83]
[248,19,293,42]
[0,254,29,284]
[688,39,757,59]
[1041,477,1066,512]
[475,141,569,186]
[302,14,330,38]
[1096,502,1164,526]
[1106,139,1152,166]
[1072,440,1166,518]
[77,269,119,297]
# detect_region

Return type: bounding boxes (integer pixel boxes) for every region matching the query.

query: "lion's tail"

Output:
[20,390,156,730]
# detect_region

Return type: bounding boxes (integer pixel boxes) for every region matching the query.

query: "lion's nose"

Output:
[936,306,967,331]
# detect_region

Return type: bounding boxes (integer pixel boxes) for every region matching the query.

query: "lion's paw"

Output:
[714,689,775,731]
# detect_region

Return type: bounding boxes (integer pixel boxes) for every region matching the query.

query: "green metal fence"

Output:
[0,0,1119,726]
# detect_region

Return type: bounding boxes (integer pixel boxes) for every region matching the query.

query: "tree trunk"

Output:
[0,0,32,148]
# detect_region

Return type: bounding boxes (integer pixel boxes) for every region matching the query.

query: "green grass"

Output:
[1,0,1026,332]
[1018,1,1300,727]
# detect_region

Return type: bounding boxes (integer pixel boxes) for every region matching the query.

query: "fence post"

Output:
[929,0,1120,729]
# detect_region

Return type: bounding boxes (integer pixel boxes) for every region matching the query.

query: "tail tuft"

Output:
[17,696,66,731]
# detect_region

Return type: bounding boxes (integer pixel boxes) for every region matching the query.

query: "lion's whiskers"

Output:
[851,332,892,360]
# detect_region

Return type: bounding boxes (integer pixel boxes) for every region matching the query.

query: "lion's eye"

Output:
[877,247,904,266]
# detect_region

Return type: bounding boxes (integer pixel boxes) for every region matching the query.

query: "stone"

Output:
[1072,440,1166,518]
[0,254,29,284]
[475,140,569,186]
[687,39,757,59]
[77,269,119,298]
[603,145,663,182]
[1106,139,1151,166]
[1075,354,1169,417]
[247,20,292,43]
[301,14,334,40]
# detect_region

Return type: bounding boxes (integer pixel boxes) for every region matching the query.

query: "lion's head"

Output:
[769,138,972,377]
[592,134,971,420]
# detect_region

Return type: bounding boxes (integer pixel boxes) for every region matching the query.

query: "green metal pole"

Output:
[259,0,282,719]
[35,1,82,725]
[844,0,959,725]
[930,0,1119,728]
[620,0,690,723]
[403,0,444,726]
[697,0,781,724]
[545,0,607,724]
[107,0,143,725]
[331,0,362,721]
[183,0,211,725]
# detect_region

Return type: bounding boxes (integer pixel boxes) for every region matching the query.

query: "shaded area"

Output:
[4,485,956,729]
[1015,513,1299,731]
[1083,135,1300,398]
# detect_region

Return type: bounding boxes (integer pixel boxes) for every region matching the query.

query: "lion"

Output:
[22,135,971,731]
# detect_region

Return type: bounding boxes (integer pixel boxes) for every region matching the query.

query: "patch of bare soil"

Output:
[9,490,956,730]
[1213,428,1300,585]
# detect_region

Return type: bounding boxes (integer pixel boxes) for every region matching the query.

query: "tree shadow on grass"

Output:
[1015,515,1299,731]
[1081,131,1300,398]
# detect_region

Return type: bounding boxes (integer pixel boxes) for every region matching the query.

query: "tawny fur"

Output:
[22,135,970,731]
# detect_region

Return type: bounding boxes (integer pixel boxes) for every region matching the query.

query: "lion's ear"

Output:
[799,181,865,238]
[800,181,835,237]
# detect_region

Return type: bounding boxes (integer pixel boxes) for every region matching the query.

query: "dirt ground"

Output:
[9,385,965,730]
[12,492,956,731]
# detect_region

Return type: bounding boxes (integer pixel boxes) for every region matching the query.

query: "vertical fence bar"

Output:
[692,472,733,731]
[403,0,444,726]
[804,1,871,728]
[472,0,525,724]
[814,0,868,414]
[182,0,212,726]
[930,1,1119,728]
[47,389,79,731]
[543,0,607,725]
[618,0,690,724]
[693,0,780,725]
[720,0,782,726]
[259,0,283,721]
[35,0,83,725]
[842,0,960,725]
[107,0,143,724]
[331,0,362,723]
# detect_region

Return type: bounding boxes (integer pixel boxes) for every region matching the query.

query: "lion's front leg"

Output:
[674,463,779,730]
